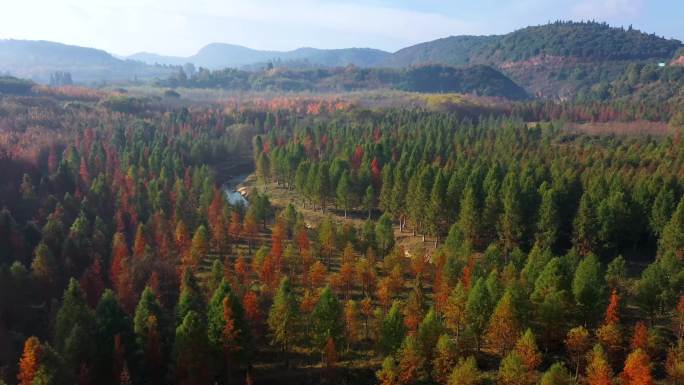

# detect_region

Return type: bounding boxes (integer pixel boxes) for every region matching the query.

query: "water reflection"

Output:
[222,174,249,207]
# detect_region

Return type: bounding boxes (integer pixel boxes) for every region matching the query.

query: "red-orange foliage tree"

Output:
[17,336,42,385]
[620,349,652,385]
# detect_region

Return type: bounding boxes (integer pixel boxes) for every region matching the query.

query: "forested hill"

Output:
[386,21,681,66]
[157,64,529,100]
[0,40,174,84]
[384,21,683,99]
[1,21,682,100]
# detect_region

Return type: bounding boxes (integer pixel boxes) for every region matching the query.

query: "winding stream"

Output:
[222,174,250,206]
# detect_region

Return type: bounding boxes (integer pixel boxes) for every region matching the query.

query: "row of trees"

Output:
[254,109,684,258]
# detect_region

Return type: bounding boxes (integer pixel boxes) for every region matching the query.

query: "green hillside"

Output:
[158,64,529,100]
[385,21,683,99]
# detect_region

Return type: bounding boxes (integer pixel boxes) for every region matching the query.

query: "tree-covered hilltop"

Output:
[157,64,529,100]
[486,21,680,62]
[387,21,682,67]
[385,21,683,99]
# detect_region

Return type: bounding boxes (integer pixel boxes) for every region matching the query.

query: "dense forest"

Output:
[151,22,684,103]
[387,21,681,67]
[0,86,682,385]
[156,64,529,100]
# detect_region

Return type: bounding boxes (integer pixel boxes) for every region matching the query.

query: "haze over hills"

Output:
[0,21,682,99]
[129,43,391,69]
[0,39,174,84]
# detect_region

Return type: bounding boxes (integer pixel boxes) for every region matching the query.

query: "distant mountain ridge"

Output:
[0,39,174,84]
[1,21,682,99]
[128,43,391,69]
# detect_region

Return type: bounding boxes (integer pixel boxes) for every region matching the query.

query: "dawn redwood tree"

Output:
[336,171,351,218]
[604,289,620,325]
[17,336,42,385]
[81,257,106,308]
[397,335,426,385]
[363,185,375,219]
[379,164,394,214]
[499,173,524,254]
[486,290,521,356]
[242,211,258,253]
[31,242,58,296]
[207,259,225,299]
[55,278,96,365]
[620,349,652,385]
[174,311,210,385]
[363,219,377,252]
[428,169,447,244]
[377,356,400,385]
[176,268,204,323]
[315,162,331,211]
[586,344,613,385]
[565,326,591,378]
[380,301,406,355]
[256,152,270,185]
[228,211,241,239]
[311,285,344,353]
[539,363,573,385]
[403,285,425,334]
[390,170,407,231]
[574,192,598,256]
[344,299,360,347]
[267,277,299,362]
[416,308,443,377]
[133,287,164,385]
[94,289,132,385]
[572,253,605,325]
[536,184,560,251]
[605,256,627,291]
[659,196,684,258]
[514,329,542,372]
[466,278,493,351]
[498,352,530,385]
[457,187,480,250]
[318,216,336,267]
[630,322,650,353]
[444,282,468,341]
[132,224,148,259]
[221,296,241,376]
[175,220,191,259]
[185,225,208,269]
[650,185,675,238]
[309,261,327,289]
[109,232,129,289]
[448,356,481,385]
[375,213,394,258]
[207,279,249,380]
[432,334,458,385]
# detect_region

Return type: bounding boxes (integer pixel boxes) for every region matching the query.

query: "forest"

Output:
[155,64,529,100]
[0,85,681,385]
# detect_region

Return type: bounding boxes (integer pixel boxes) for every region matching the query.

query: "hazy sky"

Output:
[1,0,682,57]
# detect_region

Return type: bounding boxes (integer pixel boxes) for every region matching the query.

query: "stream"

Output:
[222,174,250,207]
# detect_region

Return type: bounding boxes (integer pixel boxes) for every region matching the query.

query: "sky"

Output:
[0,0,682,57]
